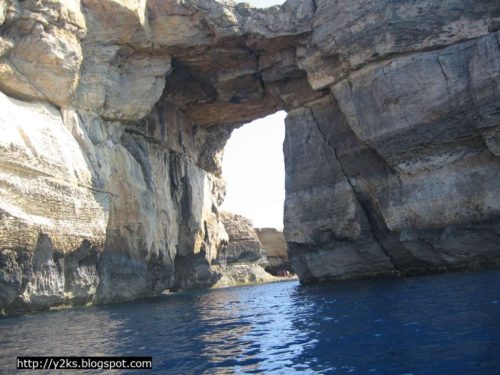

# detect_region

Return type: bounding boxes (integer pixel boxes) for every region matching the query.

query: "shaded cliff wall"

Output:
[0,0,499,314]
[284,1,500,281]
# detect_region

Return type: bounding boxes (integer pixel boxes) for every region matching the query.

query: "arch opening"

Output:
[245,0,286,9]
[221,111,286,229]
[220,111,294,277]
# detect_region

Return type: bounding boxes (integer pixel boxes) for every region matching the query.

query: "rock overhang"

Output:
[0,0,499,314]
[0,0,322,126]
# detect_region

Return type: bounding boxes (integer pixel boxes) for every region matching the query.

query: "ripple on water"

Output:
[1,272,500,373]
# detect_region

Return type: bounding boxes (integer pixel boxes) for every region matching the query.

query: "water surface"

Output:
[1,270,500,374]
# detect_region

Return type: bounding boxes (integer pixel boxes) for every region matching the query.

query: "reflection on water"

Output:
[1,270,500,374]
[194,283,317,374]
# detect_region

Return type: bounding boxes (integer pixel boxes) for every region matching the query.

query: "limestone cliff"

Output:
[256,228,291,275]
[284,2,500,281]
[0,0,499,314]
[212,212,276,288]
[218,212,263,265]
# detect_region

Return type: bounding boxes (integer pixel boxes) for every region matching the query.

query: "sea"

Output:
[1,270,499,374]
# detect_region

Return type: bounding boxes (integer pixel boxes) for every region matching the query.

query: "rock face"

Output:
[212,212,276,288]
[256,228,291,275]
[173,211,274,290]
[218,212,263,264]
[0,0,499,313]
[284,2,500,282]
[212,212,275,287]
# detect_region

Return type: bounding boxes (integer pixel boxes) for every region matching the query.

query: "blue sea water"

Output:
[1,270,500,374]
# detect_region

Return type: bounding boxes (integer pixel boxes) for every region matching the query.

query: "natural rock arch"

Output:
[0,0,499,314]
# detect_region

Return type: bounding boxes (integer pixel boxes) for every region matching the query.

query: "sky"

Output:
[244,0,286,8]
[220,111,286,229]
[220,0,287,228]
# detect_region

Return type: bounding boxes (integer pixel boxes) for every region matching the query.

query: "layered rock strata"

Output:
[284,3,500,281]
[212,212,276,288]
[173,211,276,290]
[256,228,291,275]
[217,212,263,265]
[0,0,499,313]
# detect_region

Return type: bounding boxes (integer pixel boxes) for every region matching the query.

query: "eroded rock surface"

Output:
[173,211,276,290]
[0,0,499,313]
[213,212,276,288]
[218,212,263,264]
[285,20,500,282]
[256,228,291,275]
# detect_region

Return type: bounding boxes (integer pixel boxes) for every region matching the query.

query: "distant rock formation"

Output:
[0,0,499,314]
[173,211,275,290]
[218,212,264,265]
[256,228,291,275]
[214,212,278,288]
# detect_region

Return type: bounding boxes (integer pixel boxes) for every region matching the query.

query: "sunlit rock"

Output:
[0,0,499,314]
